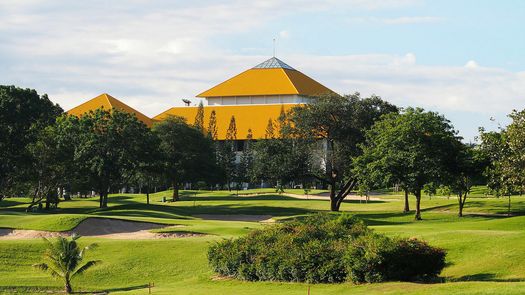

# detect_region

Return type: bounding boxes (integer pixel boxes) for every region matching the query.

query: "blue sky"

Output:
[1,0,524,141]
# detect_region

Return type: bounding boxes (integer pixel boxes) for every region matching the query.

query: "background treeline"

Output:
[2,85,525,218]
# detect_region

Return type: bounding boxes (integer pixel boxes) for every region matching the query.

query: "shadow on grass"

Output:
[89,202,317,219]
[451,273,525,282]
[354,211,414,226]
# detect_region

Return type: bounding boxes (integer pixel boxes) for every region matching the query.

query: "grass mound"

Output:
[208,213,446,284]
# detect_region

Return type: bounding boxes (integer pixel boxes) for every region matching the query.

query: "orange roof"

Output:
[197,57,333,98]
[67,93,153,127]
[153,104,301,140]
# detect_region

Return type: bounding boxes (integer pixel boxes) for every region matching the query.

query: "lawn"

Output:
[1,189,525,294]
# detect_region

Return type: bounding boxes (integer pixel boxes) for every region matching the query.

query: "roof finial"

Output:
[273,38,276,57]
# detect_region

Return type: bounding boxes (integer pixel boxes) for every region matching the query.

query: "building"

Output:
[68,57,333,140]
[154,57,333,140]
[67,93,153,127]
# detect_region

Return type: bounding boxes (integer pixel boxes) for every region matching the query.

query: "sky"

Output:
[1,0,524,141]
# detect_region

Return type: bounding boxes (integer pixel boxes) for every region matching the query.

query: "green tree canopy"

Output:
[0,86,62,198]
[356,107,460,220]
[74,109,152,208]
[288,93,398,211]
[153,116,217,200]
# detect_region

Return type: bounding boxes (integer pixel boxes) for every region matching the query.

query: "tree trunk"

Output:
[146,185,150,205]
[329,182,339,211]
[172,180,179,202]
[45,191,51,210]
[458,193,464,217]
[403,189,410,213]
[65,277,72,294]
[458,191,467,217]
[508,194,511,216]
[414,190,422,220]
[99,191,108,208]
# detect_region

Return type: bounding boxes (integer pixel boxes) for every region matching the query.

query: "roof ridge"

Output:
[280,68,300,95]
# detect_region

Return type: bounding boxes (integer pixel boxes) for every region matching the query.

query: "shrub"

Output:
[345,234,446,283]
[208,213,446,284]
[208,213,367,283]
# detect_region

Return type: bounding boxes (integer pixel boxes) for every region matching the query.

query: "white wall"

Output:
[205,95,311,105]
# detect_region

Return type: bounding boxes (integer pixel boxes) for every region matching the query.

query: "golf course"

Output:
[1,189,525,294]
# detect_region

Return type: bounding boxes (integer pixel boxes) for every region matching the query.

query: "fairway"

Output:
[1,190,525,294]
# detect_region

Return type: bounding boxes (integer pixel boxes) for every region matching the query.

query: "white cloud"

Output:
[465,60,479,69]
[0,0,522,141]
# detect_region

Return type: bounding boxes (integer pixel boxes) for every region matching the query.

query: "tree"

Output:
[74,109,152,208]
[26,115,79,210]
[154,116,216,200]
[207,110,218,140]
[0,86,62,199]
[235,129,254,188]
[33,235,100,294]
[479,108,525,215]
[130,128,162,205]
[215,115,238,190]
[356,108,460,220]
[288,93,398,211]
[252,112,312,190]
[226,115,237,140]
[448,144,487,217]
[265,118,275,139]
[194,101,205,134]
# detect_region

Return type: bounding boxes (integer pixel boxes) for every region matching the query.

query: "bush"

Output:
[208,213,367,283]
[345,234,446,283]
[208,213,446,284]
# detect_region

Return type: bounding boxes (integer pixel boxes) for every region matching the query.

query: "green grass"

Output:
[2,190,525,294]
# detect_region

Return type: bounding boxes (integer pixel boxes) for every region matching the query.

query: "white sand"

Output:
[0,218,201,240]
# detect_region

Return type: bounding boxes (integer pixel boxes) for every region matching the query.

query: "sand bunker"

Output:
[0,218,203,240]
[195,214,274,222]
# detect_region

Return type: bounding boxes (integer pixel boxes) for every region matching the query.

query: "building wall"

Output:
[207,95,310,106]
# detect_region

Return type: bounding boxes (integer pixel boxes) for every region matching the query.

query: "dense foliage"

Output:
[208,214,446,284]
[355,108,461,220]
[0,86,63,199]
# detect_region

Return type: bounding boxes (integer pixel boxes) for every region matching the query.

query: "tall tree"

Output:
[288,93,398,211]
[356,108,460,220]
[75,109,152,208]
[207,110,218,140]
[265,118,275,139]
[447,144,487,217]
[480,109,525,215]
[215,115,238,190]
[226,115,237,140]
[0,86,62,199]
[236,129,254,187]
[26,115,79,210]
[194,101,205,134]
[154,116,216,201]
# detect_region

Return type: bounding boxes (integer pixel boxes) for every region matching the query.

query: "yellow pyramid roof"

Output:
[197,57,333,98]
[153,104,300,140]
[67,93,153,127]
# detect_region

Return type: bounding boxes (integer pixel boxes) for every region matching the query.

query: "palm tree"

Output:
[33,234,100,294]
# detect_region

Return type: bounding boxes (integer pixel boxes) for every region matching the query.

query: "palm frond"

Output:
[79,243,98,257]
[72,260,101,277]
[33,263,49,272]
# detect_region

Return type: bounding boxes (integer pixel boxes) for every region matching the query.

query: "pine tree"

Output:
[277,105,288,138]
[226,115,237,140]
[207,110,218,140]
[194,101,205,134]
[265,118,275,139]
